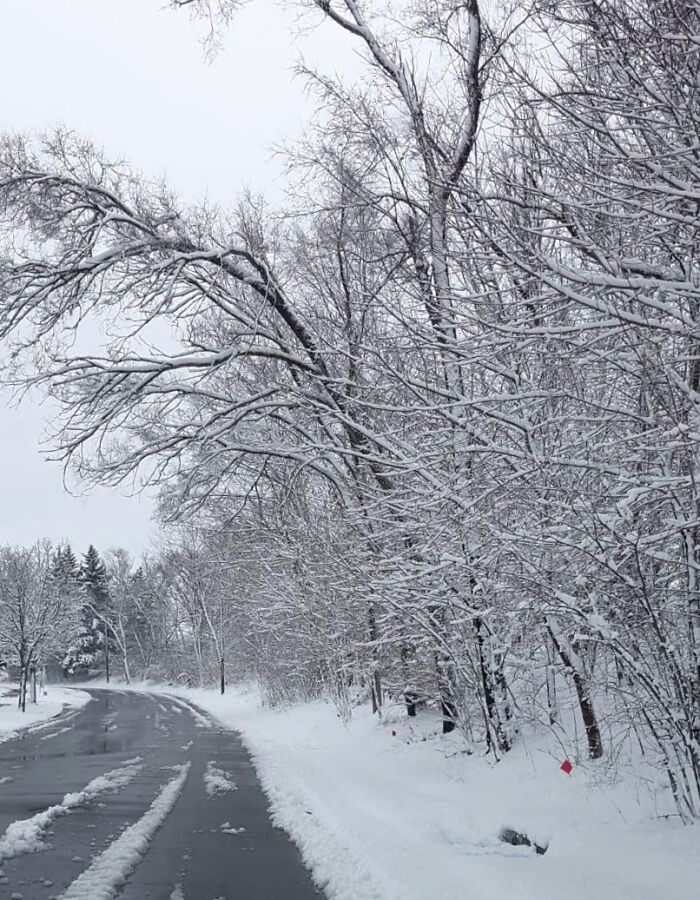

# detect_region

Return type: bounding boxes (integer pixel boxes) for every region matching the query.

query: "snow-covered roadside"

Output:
[98,683,700,900]
[0,682,90,743]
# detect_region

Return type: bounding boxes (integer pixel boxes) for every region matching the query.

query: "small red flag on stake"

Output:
[560,759,573,775]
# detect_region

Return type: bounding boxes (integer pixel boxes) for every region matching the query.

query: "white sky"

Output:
[0,0,355,556]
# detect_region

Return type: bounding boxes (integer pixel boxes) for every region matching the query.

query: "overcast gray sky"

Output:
[0,0,352,556]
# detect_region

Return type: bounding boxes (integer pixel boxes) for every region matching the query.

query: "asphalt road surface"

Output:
[0,689,323,900]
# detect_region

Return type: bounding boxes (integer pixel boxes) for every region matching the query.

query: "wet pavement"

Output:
[0,689,323,899]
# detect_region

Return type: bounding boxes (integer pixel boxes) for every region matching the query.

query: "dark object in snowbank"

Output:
[499,827,548,855]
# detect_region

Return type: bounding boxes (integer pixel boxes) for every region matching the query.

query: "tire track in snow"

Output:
[40,725,73,741]
[59,762,191,900]
[166,696,216,729]
[0,762,143,863]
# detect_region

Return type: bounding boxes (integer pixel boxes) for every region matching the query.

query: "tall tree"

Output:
[0,543,78,710]
[74,545,113,680]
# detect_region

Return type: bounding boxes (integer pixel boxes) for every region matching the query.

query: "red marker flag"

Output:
[560,759,573,775]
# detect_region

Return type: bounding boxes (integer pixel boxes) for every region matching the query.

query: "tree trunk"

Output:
[220,654,225,695]
[435,652,458,734]
[547,620,603,760]
[546,632,558,725]
[18,664,28,713]
[370,670,383,715]
[572,670,603,760]
[400,645,417,716]
[682,524,700,742]
[405,690,417,717]
[368,603,383,715]
[474,616,511,752]
[440,694,457,733]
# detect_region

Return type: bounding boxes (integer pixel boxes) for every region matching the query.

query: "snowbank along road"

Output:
[0,689,322,899]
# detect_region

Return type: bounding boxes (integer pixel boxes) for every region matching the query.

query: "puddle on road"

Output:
[16,750,69,763]
[3,692,150,767]
[84,736,131,755]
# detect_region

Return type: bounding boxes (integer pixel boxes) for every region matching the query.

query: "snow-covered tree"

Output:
[63,545,113,679]
[3,0,700,820]
[0,542,79,710]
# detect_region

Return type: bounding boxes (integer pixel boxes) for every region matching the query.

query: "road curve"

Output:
[0,688,323,900]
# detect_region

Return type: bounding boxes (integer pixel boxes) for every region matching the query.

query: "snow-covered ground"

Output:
[0,681,90,743]
[106,682,700,900]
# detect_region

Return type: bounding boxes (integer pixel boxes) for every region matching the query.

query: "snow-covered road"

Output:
[0,689,321,899]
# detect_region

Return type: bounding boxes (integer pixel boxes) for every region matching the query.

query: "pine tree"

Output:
[53,544,89,678]
[78,545,114,680]
[52,544,79,592]
[61,546,114,678]
[79,545,109,611]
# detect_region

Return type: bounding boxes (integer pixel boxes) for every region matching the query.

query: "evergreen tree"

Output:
[52,544,88,678]
[80,545,114,679]
[52,544,80,596]
[79,545,109,612]
[62,545,114,678]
